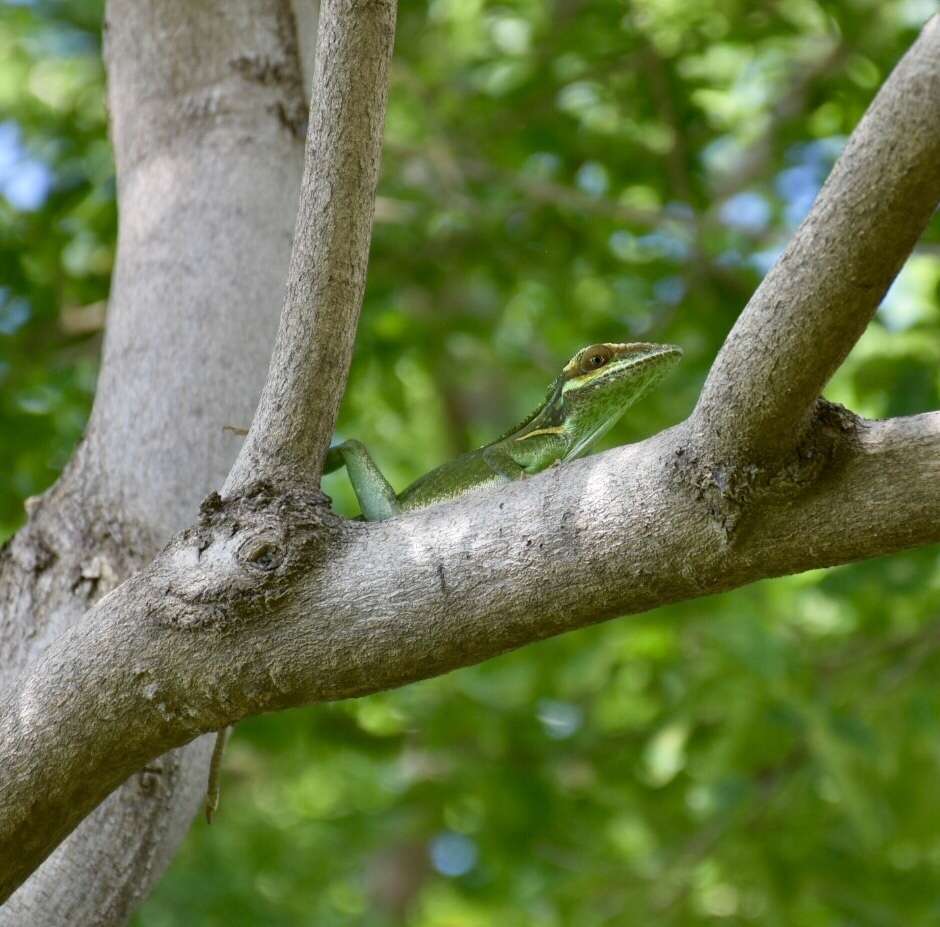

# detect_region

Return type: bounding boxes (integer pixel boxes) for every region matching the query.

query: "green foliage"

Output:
[2,0,940,924]
[0,0,110,532]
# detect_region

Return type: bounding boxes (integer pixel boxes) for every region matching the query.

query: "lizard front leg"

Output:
[324,439,401,521]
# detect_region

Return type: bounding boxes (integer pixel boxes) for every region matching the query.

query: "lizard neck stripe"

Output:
[514,426,566,442]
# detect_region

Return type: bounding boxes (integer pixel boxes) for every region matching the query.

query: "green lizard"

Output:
[323,340,681,520]
[207,340,679,820]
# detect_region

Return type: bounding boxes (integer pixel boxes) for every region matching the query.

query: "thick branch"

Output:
[693,16,940,463]
[226,0,397,492]
[0,1,310,922]
[1,411,938,897]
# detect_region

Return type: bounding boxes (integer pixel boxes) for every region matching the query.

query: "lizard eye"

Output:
[579,345,612,374]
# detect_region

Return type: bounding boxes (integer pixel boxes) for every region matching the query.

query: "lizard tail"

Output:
[205,726,231,824]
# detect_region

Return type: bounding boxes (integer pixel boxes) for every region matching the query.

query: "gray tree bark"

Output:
[0,3,938,923]
[0,0,314,922]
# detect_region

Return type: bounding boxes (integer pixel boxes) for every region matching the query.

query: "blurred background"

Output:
[3,0,940,923]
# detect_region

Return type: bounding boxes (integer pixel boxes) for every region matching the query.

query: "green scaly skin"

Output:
[324,341,682,521]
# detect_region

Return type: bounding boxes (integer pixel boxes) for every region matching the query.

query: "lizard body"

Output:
[325,341,681,521]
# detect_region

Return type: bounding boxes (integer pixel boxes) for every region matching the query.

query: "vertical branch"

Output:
[1,1,312,923]
[226,0,398,493]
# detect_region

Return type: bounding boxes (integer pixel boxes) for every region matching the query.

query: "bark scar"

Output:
[675,398,863,546]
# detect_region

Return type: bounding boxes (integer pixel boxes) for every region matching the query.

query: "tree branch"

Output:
[1,410,938,898]
[226,0,397,492]
[693,16,940,464]
[0,1,311,921]
[3,9,940,909]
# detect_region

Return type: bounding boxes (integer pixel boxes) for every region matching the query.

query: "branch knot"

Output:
[155,482,339,630]
[676,399,863,544]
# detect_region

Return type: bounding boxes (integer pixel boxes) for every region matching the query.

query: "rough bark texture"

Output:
[226,0,398,491]
[1,5,939,919]
[0,0,313,922]
[2,410,939,899]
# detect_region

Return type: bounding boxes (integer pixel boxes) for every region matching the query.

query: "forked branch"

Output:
[1,11,939,907]
[693,16,940,464]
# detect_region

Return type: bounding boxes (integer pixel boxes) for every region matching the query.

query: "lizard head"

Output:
[558,341,682,459]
